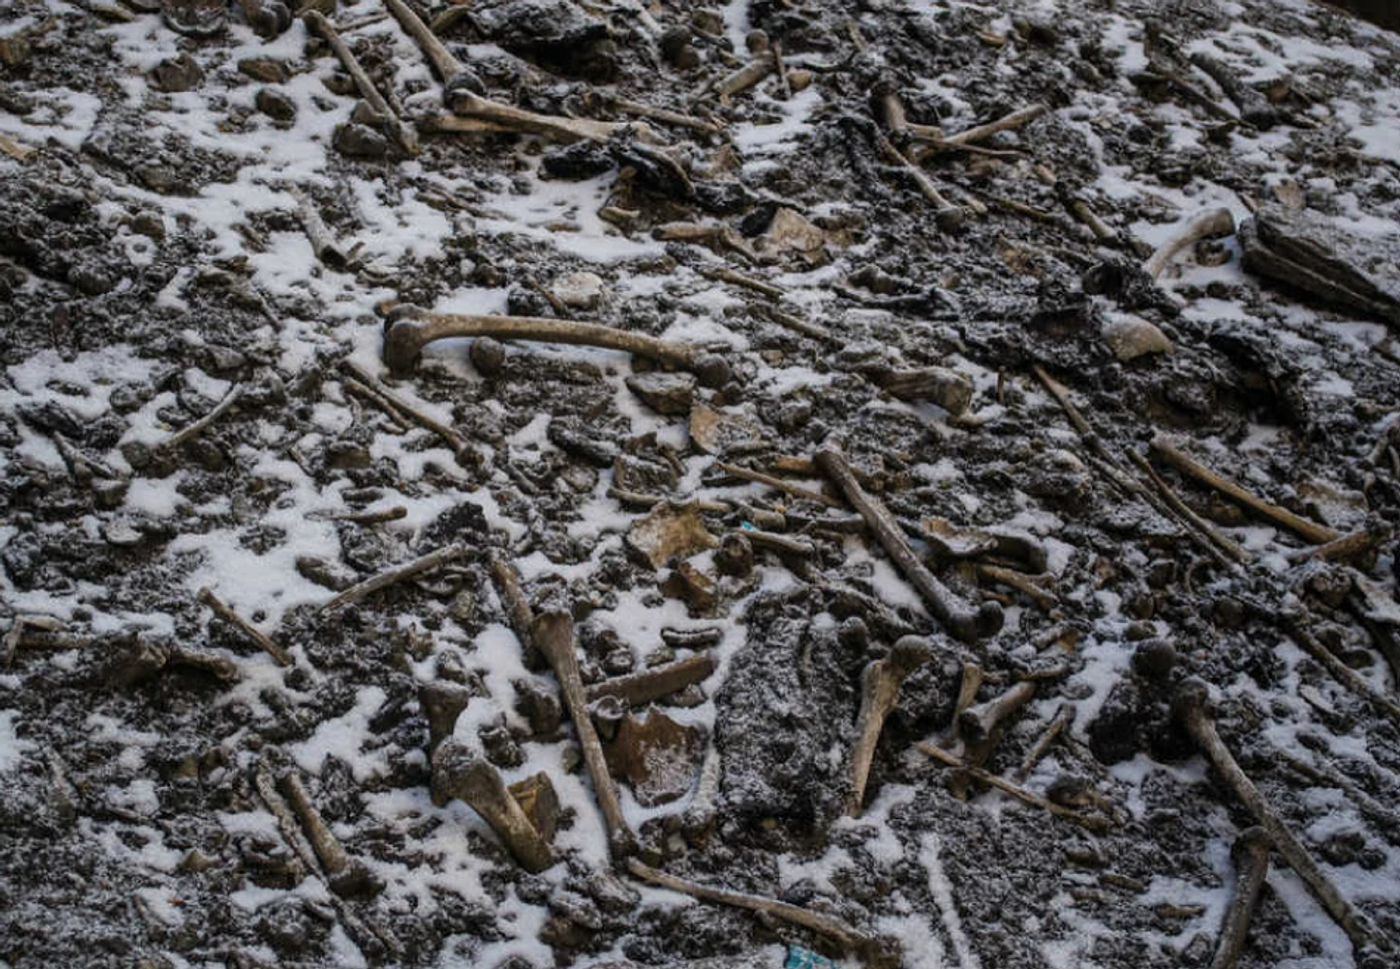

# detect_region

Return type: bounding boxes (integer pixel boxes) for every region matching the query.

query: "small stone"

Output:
[759,207,825,260]
[130,210,166,241]
[333,122,389,158]
[103,521,144,547]
[238,57,289,84]
[1131,638,1179,681]
[1103,315,1172,361]
[93,478,130,510]
[255,87,297,123]
[714,532,754,578]
[625,371,696,416]
[200,344,247,374]
[550,270,606,309]
[149,53,205,93]
[471,336,506,375]
[480,720,525,768]
[513,677,562,737]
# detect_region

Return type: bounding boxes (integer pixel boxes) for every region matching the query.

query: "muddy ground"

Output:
[2,0,1400,968]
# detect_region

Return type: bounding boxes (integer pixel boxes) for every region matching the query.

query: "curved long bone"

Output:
[383,305,732,386]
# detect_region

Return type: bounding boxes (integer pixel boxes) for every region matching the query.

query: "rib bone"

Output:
[848,635,931,815]
[815,443,1002,643]
[532,608,638,858]
[1209,827,1271,969]
[1144,207,1235,279]
[382,305,731,387]
[1173,679,1383,956]
[431,739,554,873]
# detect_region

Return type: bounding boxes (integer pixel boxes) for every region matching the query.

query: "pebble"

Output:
[1103,315,1173,361]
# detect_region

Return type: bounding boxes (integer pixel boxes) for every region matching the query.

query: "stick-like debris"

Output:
[319,544,468,612]
[341,358,479,466]
[532,609,637,858]
[160,383,243,452]
[714,461,842,508]
[848,636,931,814]
[815,443,1002,643]
[1209,828,1271,969]
[626,859,890,961]
[1287,624,1400,728]
[1173,679,1383,955]
[916,741,1111,832]
[198,587,292,666]
[1144,207,1235,280]
[1149,435,1341,545]
[382,305,731,387]
[278,768,382,897]
[910,103,1049,149]
[432,739,554,872]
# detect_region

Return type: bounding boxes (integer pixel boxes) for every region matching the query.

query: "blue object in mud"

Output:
[784,946,837,969]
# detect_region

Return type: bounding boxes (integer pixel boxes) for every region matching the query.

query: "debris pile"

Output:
[2,0,1400,967]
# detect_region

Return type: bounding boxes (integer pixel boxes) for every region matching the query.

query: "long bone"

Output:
[814,443,1002,643]
[381,0,645,144]
[431,739,554,873]
[531,608,638,859]
[382,305,732,387]
[1209,828,1271,969]
[278,768,381,897]
[1144,207,1235,280]
[1173,679,1384,956]
[303,11,417,155]
[848,635,931,815]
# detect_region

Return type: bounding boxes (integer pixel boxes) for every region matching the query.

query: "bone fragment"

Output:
[1144,208,1235,280]
[917,740,1110,831]
[1209,827,1271,969]
[303,10,417,155]
[532,609,637,858]
[341,359,479,466]
[1014,702,1076,781]
[714,461,841,508]
[199,587,292,666]
[319,544,468,612]
[960,680,1037,743]
[431,739,554,872]
[278,768,382,897]
[160,383,243,452]
[909,103,1049,149]
[381,305,730,387]
[586,653,715,707]
[815,443,1002,643]
[419,681,472,753]
[848,635,932,815]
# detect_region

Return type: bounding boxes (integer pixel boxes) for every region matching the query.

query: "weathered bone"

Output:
[1149,435,1341,545]
[199,587,292,666]
[873,129,962,227]
[1014,702,1076,781]
[303,10,418,155]
[586,653,715,706]
[319,543,468,612]
[160,383,243,453]
[917,740,1110,831]
[420,681,472,753]
[848,635,932,815]
[712,52,776,100]
[909,103,1049,149]
[341,359,480,467]
[1209,827,1271,969]
[289,186,362,271]
[382,305,731,387]
[1173,679,1383,956]
[682,741,723,836]
[531,608,638,858]
[278,768,382,897]
[382,0,644,144]
[431,739,554,873]
[625,859,892,963]
[815,443,1002,643]
[714,461,841,508]
[959,680,1037,743]
[1144,207,1235,280]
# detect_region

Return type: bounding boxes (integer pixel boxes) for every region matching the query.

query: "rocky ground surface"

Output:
[3,0,1400,967]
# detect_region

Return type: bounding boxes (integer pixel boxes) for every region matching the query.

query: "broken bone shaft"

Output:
[1173,680,1383,955]
[848,635,931,815]
[278,769,380,897]
[432,739,554,873]
[532,609,638,859]
[814,443,1002,643]
[382,305,731,387]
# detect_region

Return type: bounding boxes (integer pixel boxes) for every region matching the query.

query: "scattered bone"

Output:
[1015,703,1076,781]
[381,304,730,387]
[1144,208,1235,280]
[625,859,892,963]
[1285,527,1383,565]
[714,461,840,508]
[1173,679,1383,955]
[1286,623,1400,728]
[1125,448,1250,566]
[910,103,1049,150]
[1103,316,1173,361]
[532,608,638,858]
[603,95,723,135]
[289,186,363,272]
[815,443,1002,643]
[625,501,720,569]
[864,365,974,414]
[278,768,382,897]
[625,371,696,416]
[0,133,35,162]
[696,264,785,300]
[741,527,816,559]
[872,129,962,227]
[586,653,715,707]
[509,771,561,843]
[960,680,1037,744]
[303,10,417,155]
[975,564,1058,611]
[653,222,759,262]
[431,739,554,873]
[848,635,932,815]
[2,615,67,667]
[341,359,479,466]
[159,382,243,453]
[1209,827,1271,969]
[319,544,469,612]
[198,587,292,667]
[1149,435,1341,545]
[712,51,776,100]
[917,741,1110,831]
